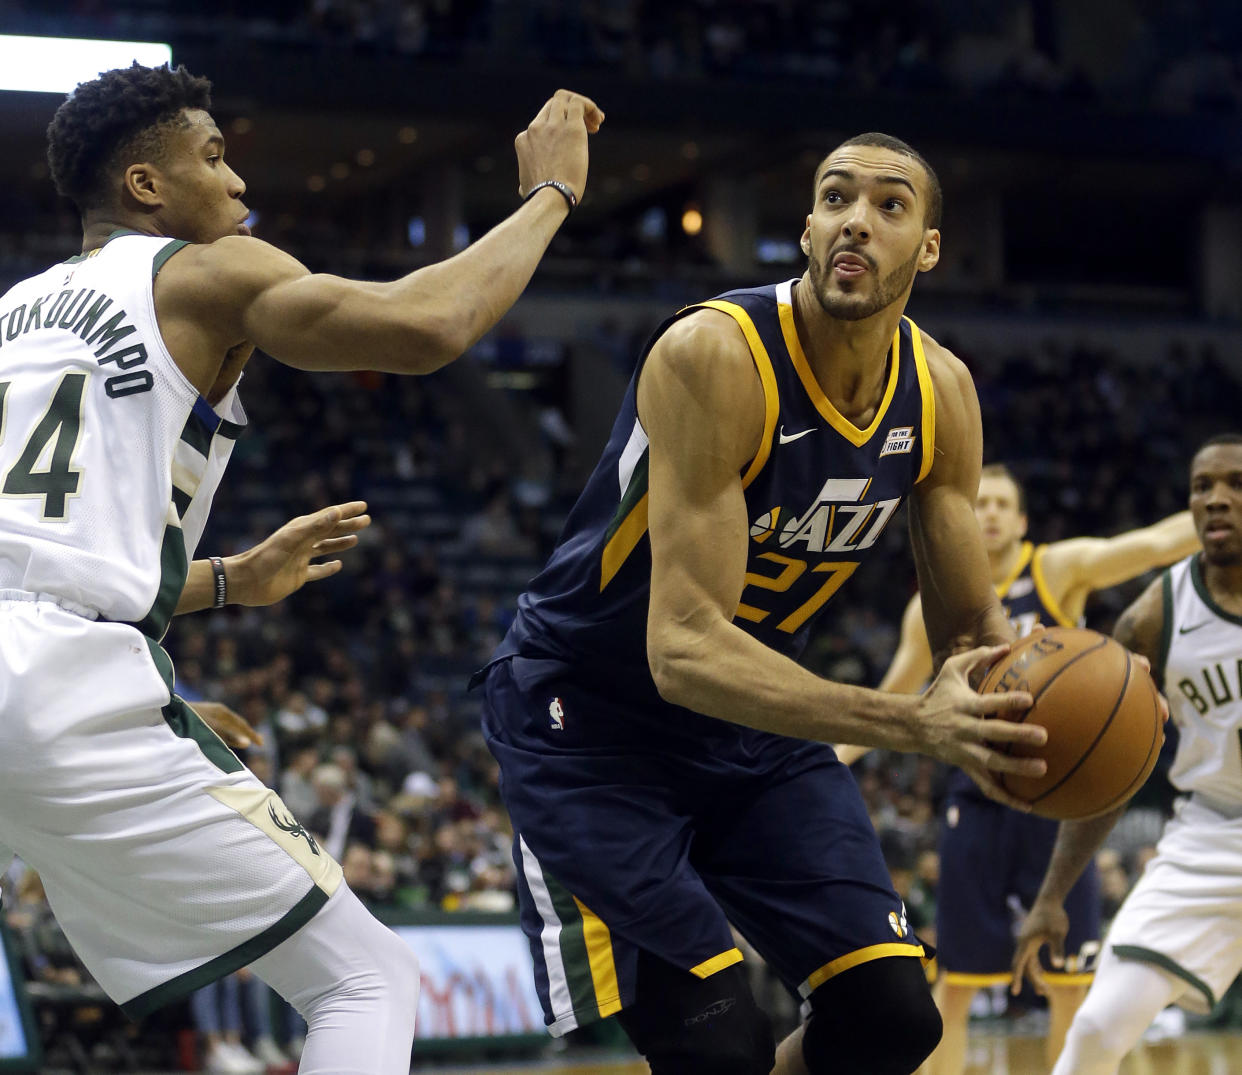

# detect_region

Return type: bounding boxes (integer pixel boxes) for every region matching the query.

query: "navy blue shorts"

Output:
[480,656,927,1036]
[936,794,1100,986]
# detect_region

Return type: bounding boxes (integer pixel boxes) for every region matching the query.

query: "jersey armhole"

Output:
[1154,568,1173,690]
[907,320,936,483]
[152,239,191,280]
[694,299,779,490]
[1031,546,1077,627]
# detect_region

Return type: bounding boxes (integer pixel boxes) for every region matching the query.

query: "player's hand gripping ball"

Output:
[978,627,1164,819]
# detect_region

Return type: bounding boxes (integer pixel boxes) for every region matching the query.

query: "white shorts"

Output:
[0,597,342,1018]
[1104,794,1242,1014]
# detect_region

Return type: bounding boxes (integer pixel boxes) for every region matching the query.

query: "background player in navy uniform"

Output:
[475,134,1057,1075]
[1013,435,1242,1074]
[838,464,1195,1073]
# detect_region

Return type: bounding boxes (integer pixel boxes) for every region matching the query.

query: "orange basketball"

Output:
[977,627,1164,820]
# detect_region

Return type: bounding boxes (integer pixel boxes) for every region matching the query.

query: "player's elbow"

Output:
[364,290,473,373]
[392,311,470,373]
[647,618,705,706]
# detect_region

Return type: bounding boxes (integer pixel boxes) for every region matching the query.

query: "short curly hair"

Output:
[47,62,213,214]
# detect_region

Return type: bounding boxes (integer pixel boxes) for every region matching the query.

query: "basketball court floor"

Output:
[419,1032,1242,1074]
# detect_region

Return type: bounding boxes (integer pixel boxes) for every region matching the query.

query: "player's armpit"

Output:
[1112,576,1168,673]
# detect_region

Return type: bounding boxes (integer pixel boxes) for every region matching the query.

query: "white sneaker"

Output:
[205,1041,264,1074]
[252,1036,289,1066]
[1143,1005,1187,1042]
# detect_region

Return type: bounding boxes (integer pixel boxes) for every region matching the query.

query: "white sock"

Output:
[250,884,420,1075]
[1051,945,1183,1075]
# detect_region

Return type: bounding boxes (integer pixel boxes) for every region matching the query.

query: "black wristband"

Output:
[209,556,227,609]
[523,179,577,213]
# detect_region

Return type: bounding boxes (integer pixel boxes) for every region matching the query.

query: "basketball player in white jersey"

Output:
[0,62,600,1074]
[1012,434,1242,1074]
[836,464,1196,1074]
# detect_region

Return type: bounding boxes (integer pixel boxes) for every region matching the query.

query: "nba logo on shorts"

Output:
[548,697,565,731]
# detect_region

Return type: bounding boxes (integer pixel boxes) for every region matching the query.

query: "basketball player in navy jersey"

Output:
[838,463,1196,1073]
[474,135,1056,1075]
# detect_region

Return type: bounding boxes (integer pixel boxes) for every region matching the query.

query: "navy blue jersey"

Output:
[996,541,1077,636]
[948,540,1078,799]
[488,279,935,711]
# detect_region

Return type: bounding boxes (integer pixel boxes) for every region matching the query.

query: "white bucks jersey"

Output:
[1160,555,1242,807]
[0,231,244,638]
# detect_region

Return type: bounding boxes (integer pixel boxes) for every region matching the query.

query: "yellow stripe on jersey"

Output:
[690,947,744,978]
[995,541,1034,599]
[697,299,779,490]
[908,319,936,482]
[600,300,778,591]
[599,491,649,591]
[798,942,926,999]
[777,297,900,447]
[1032,544,1077,627]
[572,897,622,1018]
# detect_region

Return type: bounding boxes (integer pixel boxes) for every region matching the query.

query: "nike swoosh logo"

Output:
[1179,622,1212,634]
[778,425,817,444]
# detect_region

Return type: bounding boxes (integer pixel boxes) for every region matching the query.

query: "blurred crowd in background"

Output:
[10,0,1242,115]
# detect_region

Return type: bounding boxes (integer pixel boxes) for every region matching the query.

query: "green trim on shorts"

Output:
[120,883,328,1021]
[1112,944,1215,1010]
[541,870,597,1023]
[143,636,175,692]
[162,694,243,774]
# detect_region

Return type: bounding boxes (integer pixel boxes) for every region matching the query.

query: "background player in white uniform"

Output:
[839,463,1196,1073]
[0,62,600,1074]
[1013,434,1242,1074]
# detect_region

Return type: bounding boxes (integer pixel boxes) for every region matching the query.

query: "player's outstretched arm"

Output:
[834,594,933,764]
[155,91,604,389]
[639,313,1045,794]
[175,501,370,614]
[1037,509,1199,596]
[1011,576,1167,994]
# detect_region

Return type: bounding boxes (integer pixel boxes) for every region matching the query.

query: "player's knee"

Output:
[617,961,774,1075]
[376,932,421,1006]
[641,997,774,1075]
[1063,1007,1130,1064]
[802,957,940,1075]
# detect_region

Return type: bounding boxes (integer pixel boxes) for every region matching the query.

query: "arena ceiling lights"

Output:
[0,35,171,94]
